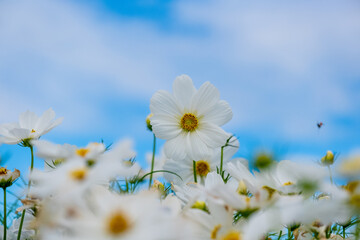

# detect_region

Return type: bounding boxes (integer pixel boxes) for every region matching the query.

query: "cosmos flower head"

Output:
[0,167,20,188]
[150,75,233,160]
[0,108,63,145]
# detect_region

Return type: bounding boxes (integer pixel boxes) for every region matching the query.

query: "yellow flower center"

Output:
[192,200,207,211]
[262,185,276,199]
[237,180,247,195]
[211,224,222,239]
[0,167,8,175]
[31,129,36,133]
[180,113,198,132]
[196,160,210,177]
[69,168,88,181]
[53,158,65,166]
[76,148,90,157]
[106,211,130,236]
[221,231,242,240]
[344,181,360,193]
[283,181,294,186]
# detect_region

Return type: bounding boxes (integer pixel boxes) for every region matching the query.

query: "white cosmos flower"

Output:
[226,159,328,196]
[150,74,233,160]
[29,153,140,203]
[44,189,186,240]
[0,108,63,144]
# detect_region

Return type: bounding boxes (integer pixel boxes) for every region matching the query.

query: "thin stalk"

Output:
[343,226,346,239]
[277,230,282,240]
[16,210,25,240]
[327,165,333,185]
[3,187,6,240]
[17,144,34,240]
[148,134,156,189]
[287,226,292,240]
[193,160,197,183]
[219,146,224,179]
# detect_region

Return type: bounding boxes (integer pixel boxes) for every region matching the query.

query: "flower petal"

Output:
[172,75,196,110]
[150,90,182,116]
[202,100,233,126]
[9,128,31,141]
[190,82,220,116]
[164,134,188,160]
[151,115,182,139]
[0,123,20,136]
[37,117,64,137]
[35,108,56,132]
[187,131,212,160]
[19,110,39,129]
[197,122,230,148]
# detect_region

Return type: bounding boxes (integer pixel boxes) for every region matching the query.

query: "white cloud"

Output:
[0,0,359,144]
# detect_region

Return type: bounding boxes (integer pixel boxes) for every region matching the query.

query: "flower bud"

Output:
[146,113,153,132]
[0,167,20,188]
[254,152,274,169]
[152,180,165,192]
[321,150,334,166]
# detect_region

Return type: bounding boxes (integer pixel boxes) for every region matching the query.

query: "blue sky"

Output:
[0,0,360,175]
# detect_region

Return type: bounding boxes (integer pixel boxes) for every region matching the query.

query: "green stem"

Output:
[17,144,34,240]
[16,210,25,240]
[193,160,197,183]
[3,187,6,240]
[148,134,156,189]
[277,230,282,240]
[219,146,224,179]
[287,226,292,240]
[327,165,333,185]
[343,226,346,239]
[30,145,34,171]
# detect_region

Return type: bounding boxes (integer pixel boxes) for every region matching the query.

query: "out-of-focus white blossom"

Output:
[0,108,63,144]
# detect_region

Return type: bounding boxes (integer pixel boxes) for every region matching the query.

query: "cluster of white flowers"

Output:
[0,75,360,240]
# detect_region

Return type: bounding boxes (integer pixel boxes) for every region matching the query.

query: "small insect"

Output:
[317,122,323,129]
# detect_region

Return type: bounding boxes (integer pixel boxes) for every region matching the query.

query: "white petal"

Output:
[187,131,212,160]
[163,158,190,184]
[172,74,196,110]
[204,172,224,189]
[202,100,233,126]
[37,117,63,136]
[190,82,220,116]
[0,123,20,135]
[35,108,56,131]
[150,90,182,116]
[9,128,31,140]
[0,136,21,144]
[151,117,182,140]
[197,122,229,148]
[19,110,39,129]
[164,134,188,160]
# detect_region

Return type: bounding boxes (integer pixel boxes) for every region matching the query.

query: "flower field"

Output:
[0,75,359,240]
